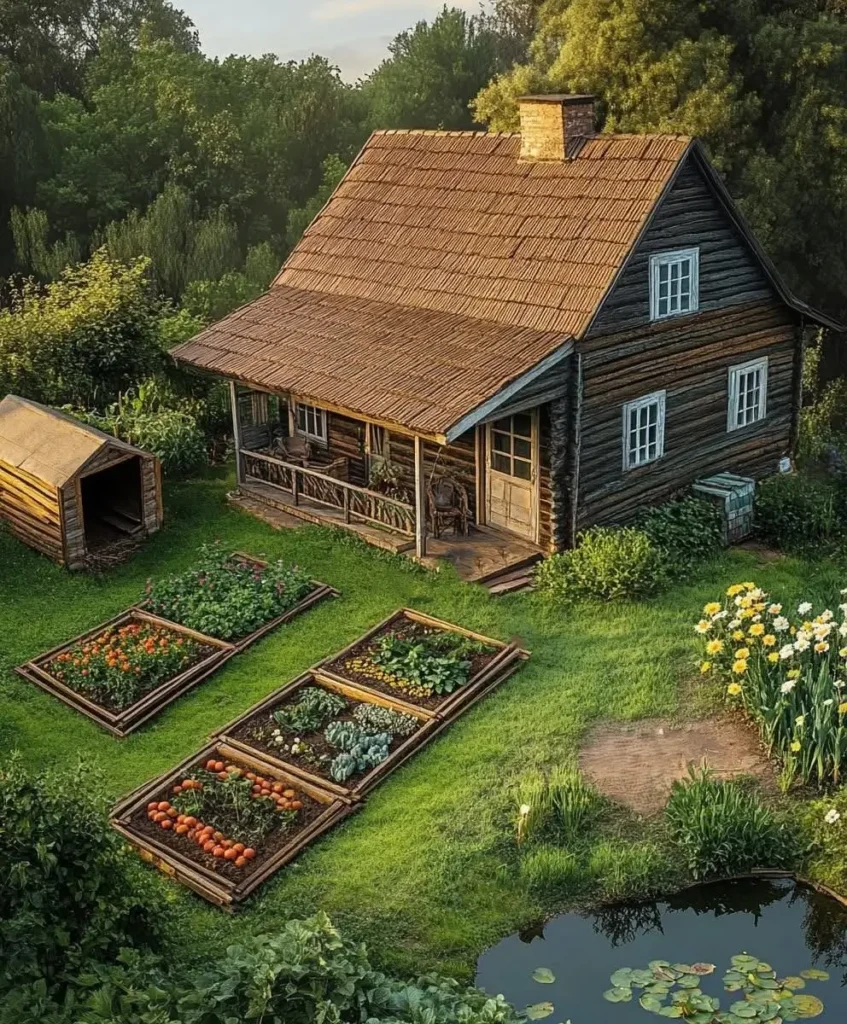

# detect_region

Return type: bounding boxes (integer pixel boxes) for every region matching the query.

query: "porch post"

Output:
[414,435,427,558]
[229,381,244,487]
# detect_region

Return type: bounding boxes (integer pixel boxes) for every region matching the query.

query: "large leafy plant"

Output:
[603,954,827,1022]
[371,631,480,696]
[146,543,314,641]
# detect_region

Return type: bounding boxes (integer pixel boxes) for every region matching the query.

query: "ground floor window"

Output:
[728,358,768,431]
[489,413,534,481]
[295,402,327,445]
[623,390,666,470]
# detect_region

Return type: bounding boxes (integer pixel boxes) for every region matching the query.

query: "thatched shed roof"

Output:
[0,395,140,488]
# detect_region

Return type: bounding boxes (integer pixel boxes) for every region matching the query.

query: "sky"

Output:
[179,0,478,81]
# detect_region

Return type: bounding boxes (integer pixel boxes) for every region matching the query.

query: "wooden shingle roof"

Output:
[174,129,695,437]
[0,395,139,488]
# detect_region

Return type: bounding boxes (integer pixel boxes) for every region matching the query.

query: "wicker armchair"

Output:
[273,434,312,464]
[427,475,471,539]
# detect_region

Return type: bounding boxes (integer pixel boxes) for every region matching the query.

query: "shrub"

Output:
[802,789,847,894]
[637,497,724,572]
[755,473,842,553]
[77,912,521,1024]
[665,768,798,879]
[534,526,668,601]
[698,582,847,788]
[146,542,314,641]
[515,767,600,844]
[0,755,160,1006]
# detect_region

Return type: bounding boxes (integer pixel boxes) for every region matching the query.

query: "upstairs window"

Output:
[650,248,699,320]
[728,358,768,431]
[623,391,666,470]
[295,402,327,445]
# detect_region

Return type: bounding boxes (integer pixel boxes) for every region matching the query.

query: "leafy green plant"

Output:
[755,474,843,553]
[603,954,826,1022]
[534,527,669,602]
[273,687,347,735]
[514,768,600,845]
[352,702,419,737]
[325,721,392,782]
[146,543,314,641]
[370,631,477,696]
[172,767,291,847]
[665,768,799,879]
[637,497,724,573]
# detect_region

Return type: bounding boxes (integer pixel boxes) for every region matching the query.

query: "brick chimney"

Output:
[518,94,596,161]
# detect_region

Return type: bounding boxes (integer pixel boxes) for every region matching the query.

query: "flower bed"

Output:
[220,673,436,798]
[318,609,517,717]
[111,742,351,906]
[696,582,847,788]
[144,543,337,650]
[15,610,234,737]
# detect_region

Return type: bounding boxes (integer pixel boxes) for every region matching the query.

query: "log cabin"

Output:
[173,94,840,582]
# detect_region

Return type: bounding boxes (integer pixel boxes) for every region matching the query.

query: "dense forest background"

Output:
[2,0,847,466]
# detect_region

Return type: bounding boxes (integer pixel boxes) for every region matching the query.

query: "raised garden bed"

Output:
[142,545,338,652]
[217,671,440,800]
[111,740,352,907]
[316,608,528,719]
[15,609,234,738]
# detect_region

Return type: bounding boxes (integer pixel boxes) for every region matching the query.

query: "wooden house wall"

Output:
[388,431,478,521]
[61,484,86,569]
[588,158,776,337]
[326,413,367,486]
[141,457,163,533]
[0,461,64,564]
[575,300,797,528]
[538,405,554,551]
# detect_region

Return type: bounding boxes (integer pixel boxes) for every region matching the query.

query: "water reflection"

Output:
[477,880,847,1022]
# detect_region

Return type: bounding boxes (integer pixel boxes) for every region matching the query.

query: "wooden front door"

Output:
[486,411,537,540]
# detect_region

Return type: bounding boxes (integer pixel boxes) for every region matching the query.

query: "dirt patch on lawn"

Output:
[579,716,772,816]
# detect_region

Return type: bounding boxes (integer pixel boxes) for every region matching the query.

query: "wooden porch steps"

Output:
[477,552,543,596]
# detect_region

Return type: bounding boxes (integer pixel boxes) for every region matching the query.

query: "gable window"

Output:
[728,358,768,431]
[295,402,327,445]
[650,248,699,320]
[623,391,666,470]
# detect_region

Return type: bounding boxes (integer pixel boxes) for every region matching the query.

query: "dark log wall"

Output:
[141,457,163,534]
[62,484,86,569]
[538,405,554,551]
[389,431,478,521]
[589,155,776,336]
[0,462,63,564]
[576,300,797,528]
[327,413,367,486]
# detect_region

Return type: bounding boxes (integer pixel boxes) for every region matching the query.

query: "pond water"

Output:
[476,879,847,1022]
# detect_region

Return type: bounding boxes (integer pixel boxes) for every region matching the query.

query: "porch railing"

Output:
[241,449,416,537]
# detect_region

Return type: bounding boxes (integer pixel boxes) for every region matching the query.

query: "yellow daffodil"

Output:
[727,682,742,696]
[742,582,757,590]
[694,620,711,635]
[706,639,723,655]
[749,623,766,637]
[840,648,847,659]
[732,659,748,675]
[704,602,722,617]
[787,668,801,680]
[736,647,751,660]
[768,652,780,663]
[763,634,777,647]
[732,630,745,642]
[700,661,712,674]
[815,641,830,654]
[790,740,802,753]
[727,584,745,597]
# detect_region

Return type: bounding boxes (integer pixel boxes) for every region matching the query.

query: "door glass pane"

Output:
[492,416,512,433]
[514,437,531,459]
[492,453,511,475]
[513,460,532,481]
[492,432,511,454]
[513,413,532,438]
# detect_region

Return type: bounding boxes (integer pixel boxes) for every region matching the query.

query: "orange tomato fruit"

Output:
[283,789,295,799]
[157,801,170,811]
[175,824,189,835]
[203,840,216,853]
[161,819,173,830]
[235,856,247,868]
[223,848,238,861]
[232,843,245,854]
[243,848,256,860]
[212,846,225,858]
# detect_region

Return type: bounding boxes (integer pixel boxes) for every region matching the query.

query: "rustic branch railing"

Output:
[241,449,416,537]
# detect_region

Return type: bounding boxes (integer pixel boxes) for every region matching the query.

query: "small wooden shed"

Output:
[0,395,163,569]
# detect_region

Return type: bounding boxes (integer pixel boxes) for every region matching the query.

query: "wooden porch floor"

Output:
[235,479,543,584]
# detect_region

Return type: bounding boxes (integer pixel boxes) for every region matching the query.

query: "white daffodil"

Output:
[694,620,711,635]
[752,614,763,623]
[781,680,796,694]
[821,609,835,623]
[768,604,783,615]
[796,714,806,726]
[773,616,790,632]
[729,618,742,629]
[780,644,795,660]
[824,698,835,707]
[519,804,531,817]
[713,610,728,621]
[798,602,813,615]
[794,637,810,653]
[840,622,847,638]
[836,680,846,690]
[825,808,841,825]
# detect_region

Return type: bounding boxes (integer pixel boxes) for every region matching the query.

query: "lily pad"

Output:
[799,969,829,982]
[640,993,666,1013]
[610,968,635,988]
[782,977,806,991]
[658,1008,683,1018]
[729,1003,758,1019]
[532,968,555,985]
[524,1001,555,1020]
[733,955,763,970]
[604,987,633,1003]
[691,963,716,976]
[677,975,702,989]
[792,994,824,1018]
[654,967,679,983]
[650,960,672,970]
[673,963,697,974]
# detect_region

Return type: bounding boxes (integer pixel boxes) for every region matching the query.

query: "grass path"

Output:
[0,468,837,978]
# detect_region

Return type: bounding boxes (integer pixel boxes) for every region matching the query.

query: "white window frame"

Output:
[623,390,666,471]
[727,357,768,432]
[295,401,328,445]
[649,247,700,321]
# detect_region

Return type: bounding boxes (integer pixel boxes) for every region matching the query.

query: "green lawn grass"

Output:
[0,467,839,979]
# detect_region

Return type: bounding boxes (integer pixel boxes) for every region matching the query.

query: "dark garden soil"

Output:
[324,614,499,711]
[130,756,326,883]
[228,688,425,785]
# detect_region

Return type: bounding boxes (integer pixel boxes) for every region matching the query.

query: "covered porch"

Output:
[228,382,550,584]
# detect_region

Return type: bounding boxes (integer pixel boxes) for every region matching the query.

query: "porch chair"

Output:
[273,434,312,464]
[427,474,472,539]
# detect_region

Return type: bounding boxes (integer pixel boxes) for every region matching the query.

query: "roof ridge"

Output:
[370,128,693,142]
